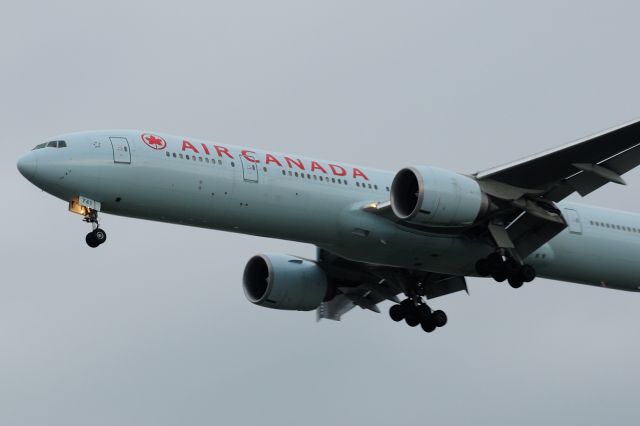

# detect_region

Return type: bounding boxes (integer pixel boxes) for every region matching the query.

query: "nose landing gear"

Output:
[83,209,107,248]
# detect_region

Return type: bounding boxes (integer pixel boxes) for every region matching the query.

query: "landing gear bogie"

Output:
[476,252,537,288]
[388,299,448,334]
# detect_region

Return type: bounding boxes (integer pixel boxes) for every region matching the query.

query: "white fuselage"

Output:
[17,130,640,292]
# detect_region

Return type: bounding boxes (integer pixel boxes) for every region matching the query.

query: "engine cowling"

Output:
[242,254,328,311]
[390,166,488,227]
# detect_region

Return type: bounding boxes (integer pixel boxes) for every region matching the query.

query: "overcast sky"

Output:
[2,1,640,425]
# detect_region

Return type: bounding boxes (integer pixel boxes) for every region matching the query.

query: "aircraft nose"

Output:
[17,152,37,180]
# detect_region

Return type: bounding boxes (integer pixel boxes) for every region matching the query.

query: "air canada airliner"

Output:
[16,121,640,333]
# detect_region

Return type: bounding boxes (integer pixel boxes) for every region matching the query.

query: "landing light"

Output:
[68,200,88,216]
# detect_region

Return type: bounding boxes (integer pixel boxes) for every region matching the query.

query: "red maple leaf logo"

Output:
[141,133,167,150]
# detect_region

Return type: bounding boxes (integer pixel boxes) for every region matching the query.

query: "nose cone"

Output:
[17,152,37,181]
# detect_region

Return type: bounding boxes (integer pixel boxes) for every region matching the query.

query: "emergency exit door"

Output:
[110,137,131,164]
[564,208,583,235]
[240,156,258,182]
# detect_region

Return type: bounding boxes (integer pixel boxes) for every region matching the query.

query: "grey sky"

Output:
[2,1,640,425]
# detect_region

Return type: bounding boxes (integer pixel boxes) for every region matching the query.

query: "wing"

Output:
[315,248,468,321]
[476,118,640,202]
[471,119,640,259]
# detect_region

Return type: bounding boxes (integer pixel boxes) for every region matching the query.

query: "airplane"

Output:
[16,121,640,334]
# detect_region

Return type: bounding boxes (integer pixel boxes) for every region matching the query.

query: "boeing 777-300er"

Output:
[16,120,640,333]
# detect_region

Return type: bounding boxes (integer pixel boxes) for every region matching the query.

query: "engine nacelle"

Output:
[390,166,488,227]
[242,254,328,311]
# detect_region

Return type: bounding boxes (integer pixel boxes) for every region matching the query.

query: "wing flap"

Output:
[506,212,567,259]
[424,275,468,300]
[546,142,640,201]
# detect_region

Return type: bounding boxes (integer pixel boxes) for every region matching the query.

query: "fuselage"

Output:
[17,130,640,292]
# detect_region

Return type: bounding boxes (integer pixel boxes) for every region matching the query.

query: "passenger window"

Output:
[282,170,286,176]
[47,141,57,148]
[186,155,190,160]
[166,152,170,157]
[206,158,209,163]
[199,157,203,162]
[332,178,335,183]
[231,162,235,167]
[179,154,183,159]
[173,153,177,158]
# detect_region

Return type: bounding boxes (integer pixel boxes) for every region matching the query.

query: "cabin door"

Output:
[110,137,131,164]
[240,157,259,182]
[564,208,583,235]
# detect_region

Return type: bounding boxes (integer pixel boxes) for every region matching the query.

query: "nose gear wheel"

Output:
[82,209,107,248]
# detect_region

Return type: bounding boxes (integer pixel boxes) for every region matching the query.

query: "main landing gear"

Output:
[83,209,107,248]
[475,252,535,288]
[388,298,448,333]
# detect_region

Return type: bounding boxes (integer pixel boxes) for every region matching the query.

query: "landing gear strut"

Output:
[388,297,448,334]
[83,209,107,248]
[475,252,536,288]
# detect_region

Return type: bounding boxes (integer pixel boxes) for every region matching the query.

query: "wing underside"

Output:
[315,249,468,321]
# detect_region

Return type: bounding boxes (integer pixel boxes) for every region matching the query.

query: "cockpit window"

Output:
[32,140,67,150]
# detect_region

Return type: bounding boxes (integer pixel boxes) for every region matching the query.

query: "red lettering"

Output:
[181,140,199,153]
[352,167,369,180]
[242,150,259,163]
[265,153,282,167]
[285,157,305,170]
[214,145,234,159]
[310,161,327,174]
[201,143,210,155]
[329,164,346,176]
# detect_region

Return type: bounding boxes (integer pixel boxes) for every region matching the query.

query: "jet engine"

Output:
[390,166,489,227]
[242,254,328,311]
